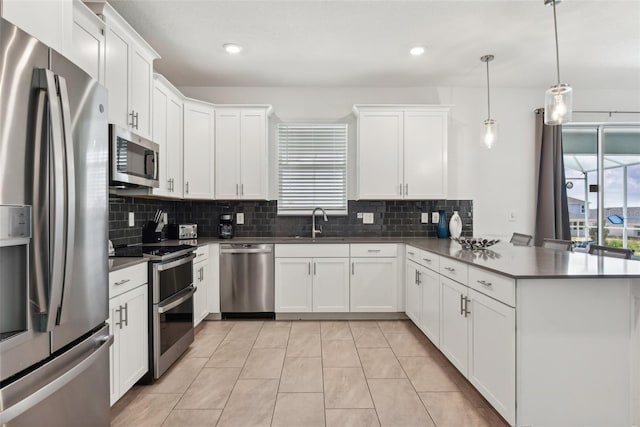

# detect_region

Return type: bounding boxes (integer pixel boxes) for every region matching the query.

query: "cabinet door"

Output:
[2,0,70,53]
[405,261,421,324]
[214,110,241,199]
[350,258,398,312]
[117,285,148,394]
[275,258,313,312]
[108,297,120,406]
[184,101,215,199]
[439,276,468,376]
[403,111,447,199]
[240,110,267,199]
[207,244,220,313]
[420,266,441,346]
[313,258,350,312]
[152,84,170,196]
[71,2,104,83]
[130,48,153,139]
[104,24,130,130]
[357,112,403,199]
[467,289,515,425]
[166,95,183,198]
[193,261,209,326]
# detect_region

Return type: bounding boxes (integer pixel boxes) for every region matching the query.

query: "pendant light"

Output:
[481,54,498,149]
[544,0,572,125]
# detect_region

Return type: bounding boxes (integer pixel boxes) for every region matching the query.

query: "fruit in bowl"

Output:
[451,237,500,250]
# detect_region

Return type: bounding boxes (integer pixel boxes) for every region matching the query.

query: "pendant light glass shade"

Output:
[480,54,497,149]
[543,0,572,125]
[544,84,573,125]
[483,118,498,149]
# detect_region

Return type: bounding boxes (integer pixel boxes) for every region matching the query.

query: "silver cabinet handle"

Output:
[129,110,135,127]
[460,294,464,316]
[423,258,431,263]
[200,267,204,281]
[241,183,244,196]
[351,262,355,275]
[415,270,418,284]
[168,179,172,191]
[367,249,381,253]
[308,262,311,276]
[405,183,409,196]
[186,181,189,194]
[134,112,139,129]
[445,267,456,272]
[236,184,239,196]
[399,183,403,196]
[408,251,415,256]
[313,262,317,275]
[196,253,205,258]
[114,279,130,286]
[416,270,421,285]
[115,306,124,329]
[123,303,129,327]
[464,297,471,317]
[477,280,492,287]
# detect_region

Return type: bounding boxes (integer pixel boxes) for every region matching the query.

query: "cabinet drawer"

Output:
[275,244,350,258]
[109,262,147,298]
[194,245,210,262]
[351,244,397,257]
[405,245,421,263]
[419,250,440,272]
[439,257,468,284]
[468,266,515,307]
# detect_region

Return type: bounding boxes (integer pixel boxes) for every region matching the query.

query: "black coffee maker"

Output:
[218,213,234,239]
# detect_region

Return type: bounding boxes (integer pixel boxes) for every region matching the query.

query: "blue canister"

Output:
[436,209,449,239]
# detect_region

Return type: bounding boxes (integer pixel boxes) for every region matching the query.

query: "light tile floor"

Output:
[110,320,510,427]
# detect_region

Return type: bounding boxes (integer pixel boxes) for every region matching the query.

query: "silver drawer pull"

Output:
[114,279,130,286]
[407,251,415,256]
[422,258,431,263]
[367,249,381,252]
[445,267,456,272]
[477,280,492,287]
[197,253,205,258]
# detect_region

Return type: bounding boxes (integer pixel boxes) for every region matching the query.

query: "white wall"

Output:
[180,85,640,239]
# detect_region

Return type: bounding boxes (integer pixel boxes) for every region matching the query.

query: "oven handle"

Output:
[157,285,197,314]
[154,253,196,272]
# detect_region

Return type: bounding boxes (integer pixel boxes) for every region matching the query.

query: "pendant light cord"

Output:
[486,59,491,120]
[552,0,561,85]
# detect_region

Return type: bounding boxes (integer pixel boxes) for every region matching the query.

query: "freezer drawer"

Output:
[0,325,112,427]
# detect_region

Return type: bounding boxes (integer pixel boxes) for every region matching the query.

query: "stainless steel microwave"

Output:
[109,124,159,188]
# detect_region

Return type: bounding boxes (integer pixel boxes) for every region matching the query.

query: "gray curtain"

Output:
[534,108,571,246]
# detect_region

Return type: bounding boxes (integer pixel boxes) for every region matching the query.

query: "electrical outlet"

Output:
[363,213,374,224]
[236,212,245,225]
[432,211,439,223]
[421,213,430,224]
[508,211,516,222]
[128,212,135,227]
[357,212,363,219]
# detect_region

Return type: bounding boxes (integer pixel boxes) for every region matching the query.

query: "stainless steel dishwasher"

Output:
[220,243,274,316]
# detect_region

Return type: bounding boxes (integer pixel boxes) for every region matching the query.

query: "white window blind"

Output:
[278,123,348,215]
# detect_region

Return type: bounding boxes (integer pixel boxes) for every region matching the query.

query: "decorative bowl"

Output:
[451,237,500,250]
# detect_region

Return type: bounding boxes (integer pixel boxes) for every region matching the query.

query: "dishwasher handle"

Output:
[220,245,273,254]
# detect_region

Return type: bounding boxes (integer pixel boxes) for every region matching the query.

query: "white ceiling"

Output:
[108,0,640,90]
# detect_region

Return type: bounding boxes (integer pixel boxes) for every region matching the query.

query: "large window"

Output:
[277,123,348,215]
[563,124,640,250]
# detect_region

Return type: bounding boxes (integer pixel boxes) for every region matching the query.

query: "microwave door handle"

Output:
[54,76,76,326]
[39,69,67,332]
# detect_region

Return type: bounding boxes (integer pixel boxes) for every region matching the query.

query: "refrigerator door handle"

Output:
[39,69,66,332]
[54,75,76,326]
[0,333,113,425]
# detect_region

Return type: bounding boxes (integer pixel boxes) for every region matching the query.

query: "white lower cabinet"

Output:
[207,244,220,314]
[275,258,314,312]
[312,258,350,312]
[350,257,398,312]
[193,245,211,326]
[419,264,440,345]
[108,265,148,406]
[439,276,469,376]
[405,260,421,324]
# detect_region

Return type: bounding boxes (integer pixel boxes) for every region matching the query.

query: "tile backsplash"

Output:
[109,196,473,247]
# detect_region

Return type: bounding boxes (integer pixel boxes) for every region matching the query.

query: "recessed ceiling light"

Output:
[223,43,243,54]
[410,46,425,56]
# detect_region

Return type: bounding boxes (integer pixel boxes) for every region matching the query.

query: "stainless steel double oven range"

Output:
[113,244,197,382]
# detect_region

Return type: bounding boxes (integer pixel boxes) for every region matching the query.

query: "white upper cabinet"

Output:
[152,74,183,198]
[70,0,104,83]
[183,99,215,199]
[87,2,159,139]
[2,0,72,54]
[354,105,449,200]
[215,106,270,200]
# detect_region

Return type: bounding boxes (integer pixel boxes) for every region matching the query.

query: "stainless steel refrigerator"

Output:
[0,18,111,426]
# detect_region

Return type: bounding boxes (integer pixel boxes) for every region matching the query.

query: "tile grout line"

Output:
[270,321,292,427]
[353,322,382,427]
[320,323,326,427]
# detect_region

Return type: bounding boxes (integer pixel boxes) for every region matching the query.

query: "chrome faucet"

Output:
[311,207,328,239]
